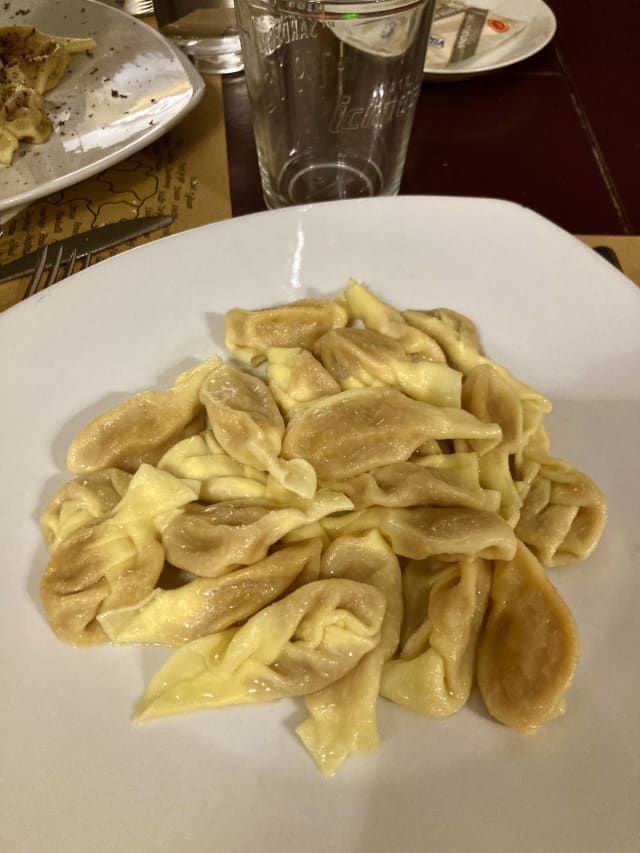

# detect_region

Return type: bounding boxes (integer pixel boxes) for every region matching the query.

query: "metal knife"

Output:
[0,214,173,284]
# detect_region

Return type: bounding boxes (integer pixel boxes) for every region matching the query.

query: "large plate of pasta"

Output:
[1,196,639,853]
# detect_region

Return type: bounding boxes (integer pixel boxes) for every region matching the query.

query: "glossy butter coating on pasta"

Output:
[380,557,491,717]
[476,542,579,732]
[515,454,608,566]
[161,491,353,577]
[297,531,403,775]
[98,539,322,646]
[339,279,446,362]
[266,346,341,416]
[314,326,462,407]
[321,456,487,511]
[282,386,502,480]
[40,468,132,554]
[39,466,199,646]
[36,280,610,774]
[134,578,386,720]
[66,356,221,474]
[225,298,349,366]
[201,364,317,498]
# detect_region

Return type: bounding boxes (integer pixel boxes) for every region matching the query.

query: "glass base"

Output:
[171,33,244,74]
[262,153,386,208]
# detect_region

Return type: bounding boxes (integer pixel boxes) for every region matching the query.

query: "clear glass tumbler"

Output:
[154,0,244,74]
[234,0,434,207]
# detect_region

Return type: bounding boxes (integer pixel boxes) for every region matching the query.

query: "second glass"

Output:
[154,0,244,73]
[235,0,434,208]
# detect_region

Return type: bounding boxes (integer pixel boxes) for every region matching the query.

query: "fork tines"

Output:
[22,245,92,301]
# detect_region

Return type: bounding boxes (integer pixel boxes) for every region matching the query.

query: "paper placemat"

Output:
[0,73,231,312]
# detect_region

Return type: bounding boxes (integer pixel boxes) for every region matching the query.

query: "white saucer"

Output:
[424,0,557,80]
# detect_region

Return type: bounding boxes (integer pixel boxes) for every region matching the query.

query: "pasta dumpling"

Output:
[225,298,349,366]
[39,465,199,646]
[294,505,517,562]
[296,531,403,775]
[266,347,341,416]
[200,364,317,499]
[314,327,462,407]
[339,280,446,362]
[282,387,502,480]
[380,556,491,716]
[161,491,353,577]
[322,458,487,511]
[35,279,609,775]
[134,578,386,720]
[515,455,608,567]
[98,539,322,646]
[40,468,132,554]
[157,430,269,502]
[66,356,221,474]
[476,542,579,731]
[402,307,551,426]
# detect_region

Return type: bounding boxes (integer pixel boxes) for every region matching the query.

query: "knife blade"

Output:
[0,214,173,284]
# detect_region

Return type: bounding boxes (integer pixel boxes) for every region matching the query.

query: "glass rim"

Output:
[273,0,434,14]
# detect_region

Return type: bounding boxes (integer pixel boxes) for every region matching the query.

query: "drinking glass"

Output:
[154,0,244,73]
[234,0,434,207]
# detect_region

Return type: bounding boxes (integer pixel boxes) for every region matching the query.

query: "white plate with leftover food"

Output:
[424,0,557,79]
[0,0,204,213]
[1,195,639,853]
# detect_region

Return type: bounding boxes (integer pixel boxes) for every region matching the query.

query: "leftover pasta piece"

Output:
[314,327,462,407]
[225,298,349,366]
[282,386,502,480]
[67,356,221,474]
[39,466,199,646]
[0,26,96,165]
[476,542,579,732]
[134,578,386,720]
[98,539,322,646]
[200,364,317,499]
[297,531,403,775]
[380,556,491,716]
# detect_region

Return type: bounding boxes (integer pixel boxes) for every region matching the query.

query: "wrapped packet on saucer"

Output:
[426,1,527,68]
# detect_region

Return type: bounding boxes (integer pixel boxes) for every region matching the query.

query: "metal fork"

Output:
[98,0,155,15]
[22,246,92,301]
[123,0,155,16]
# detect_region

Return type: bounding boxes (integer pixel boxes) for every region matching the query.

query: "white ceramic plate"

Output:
[424,0,557,80]
[1,196,639,853]
[0,0,204,213]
